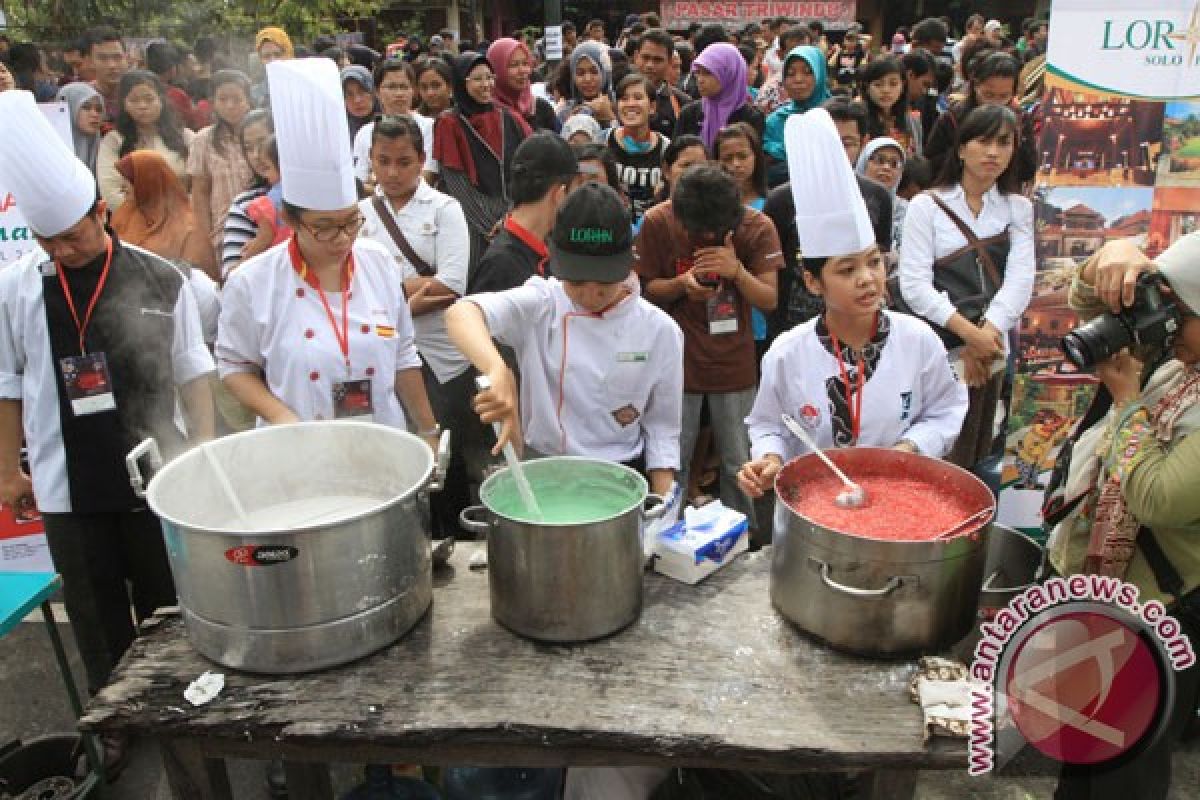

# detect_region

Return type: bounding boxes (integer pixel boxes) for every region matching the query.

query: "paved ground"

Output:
[2,615,1198,799]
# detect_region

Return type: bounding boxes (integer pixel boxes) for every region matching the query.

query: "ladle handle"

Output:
[935,508,994,540]
[781,414,857,489]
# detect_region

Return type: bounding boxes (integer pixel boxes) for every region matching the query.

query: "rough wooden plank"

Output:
[160,738,233,800]
[82,547,967,773]
[864,768,918,800]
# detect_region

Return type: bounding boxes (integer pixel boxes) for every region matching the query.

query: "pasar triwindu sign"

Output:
[660,1,856,31]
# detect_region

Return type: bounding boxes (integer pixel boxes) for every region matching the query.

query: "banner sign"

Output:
[660,2,856,31]
[0,102,74,267]
[1046,0,1200,99]
[998,0,1196,536]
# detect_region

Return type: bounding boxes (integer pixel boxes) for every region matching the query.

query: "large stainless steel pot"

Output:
[954,525,1047,661]
[459,457,665,643]
[771,448,994,658]
[126,421,449,673]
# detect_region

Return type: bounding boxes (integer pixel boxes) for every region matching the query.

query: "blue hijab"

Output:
[762,46,831,161]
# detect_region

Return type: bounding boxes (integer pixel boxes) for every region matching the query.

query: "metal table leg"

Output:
[40,600,107,796]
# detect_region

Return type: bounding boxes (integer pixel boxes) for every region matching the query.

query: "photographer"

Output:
[1047,234,1200,799]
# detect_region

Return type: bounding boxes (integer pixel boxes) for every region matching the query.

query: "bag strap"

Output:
[1138,525,1185,600]
[371,195,436,277]
[928,192,1004,288]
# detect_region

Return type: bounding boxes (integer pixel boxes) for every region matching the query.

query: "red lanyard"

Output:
[828,315,876,444]
[56,237,114,356]
[289,237,356,371]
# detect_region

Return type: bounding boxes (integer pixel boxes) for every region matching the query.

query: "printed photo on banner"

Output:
[1147,186,1200,256]
[1038,81,1164,188]
[1157,100,1200,187]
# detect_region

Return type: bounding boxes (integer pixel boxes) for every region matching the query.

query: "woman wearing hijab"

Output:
[341,65,379,142]
[252,27,293,106]
[555,41,614,128]
[674,42,764,148]
[57,82,105,175]
[762,45,831,186]
[855,136,908,253]
[433,53,530,270]
[112,150,213,268]
[488,37,559,133]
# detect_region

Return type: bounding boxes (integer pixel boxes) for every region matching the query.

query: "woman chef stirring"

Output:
[738,109,968,498]
[445,182,683,497]
[217,58,440,443]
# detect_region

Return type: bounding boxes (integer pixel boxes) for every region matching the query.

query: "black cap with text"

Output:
[549,183,634,283]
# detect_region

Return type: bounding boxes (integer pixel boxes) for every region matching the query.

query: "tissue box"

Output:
[653,502,749,584]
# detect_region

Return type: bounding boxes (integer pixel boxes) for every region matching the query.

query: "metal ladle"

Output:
[780,414,867,509]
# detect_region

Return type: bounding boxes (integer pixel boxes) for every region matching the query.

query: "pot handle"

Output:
[642,493,667,521]
[425,429,453,493]
[810,558,910,598]
[125,438,163,499]
[458,504,492,536]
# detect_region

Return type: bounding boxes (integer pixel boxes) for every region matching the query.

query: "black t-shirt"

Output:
[467,227,545,295]
[607,132,668,223]
[650,84,692,139]
[674,100,765,141]
[763,176,892,338]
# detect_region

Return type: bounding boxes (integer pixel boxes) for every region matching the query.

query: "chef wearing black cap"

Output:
[447,182,683,496]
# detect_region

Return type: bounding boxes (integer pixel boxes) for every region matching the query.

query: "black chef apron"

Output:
[42,232,188,513]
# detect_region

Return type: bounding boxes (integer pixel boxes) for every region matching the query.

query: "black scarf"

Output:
[816,313,891,447]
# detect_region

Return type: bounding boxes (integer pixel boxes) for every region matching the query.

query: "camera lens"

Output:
[1059,314,1131,369]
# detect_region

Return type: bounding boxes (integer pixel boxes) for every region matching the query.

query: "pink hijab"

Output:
[487,38,535,119]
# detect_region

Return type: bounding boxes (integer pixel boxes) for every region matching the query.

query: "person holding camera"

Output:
[1046,233,1200,799]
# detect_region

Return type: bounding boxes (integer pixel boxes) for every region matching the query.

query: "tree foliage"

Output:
[5,0,385,44]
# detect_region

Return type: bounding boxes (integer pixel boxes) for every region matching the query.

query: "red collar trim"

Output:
[504,215,549,275]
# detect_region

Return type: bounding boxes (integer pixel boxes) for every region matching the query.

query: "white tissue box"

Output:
[652,502,749,584]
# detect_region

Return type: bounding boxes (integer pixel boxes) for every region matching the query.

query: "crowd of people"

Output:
[1,9,1199,800]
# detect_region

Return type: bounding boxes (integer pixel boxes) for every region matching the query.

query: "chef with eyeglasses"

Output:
[216,58,440,447]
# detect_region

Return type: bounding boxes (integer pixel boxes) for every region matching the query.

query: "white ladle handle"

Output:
[780,414,858,491]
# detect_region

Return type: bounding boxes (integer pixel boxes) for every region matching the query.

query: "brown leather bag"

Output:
[371,195,436,277]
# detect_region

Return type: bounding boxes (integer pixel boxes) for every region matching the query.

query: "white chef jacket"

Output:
[470,277,685,470]
[352,114,437,184]
[0,245,214,513]
[746,311,968,461]
[358,182,470,383]
[216,238,422,427]
[897,184,1035,342]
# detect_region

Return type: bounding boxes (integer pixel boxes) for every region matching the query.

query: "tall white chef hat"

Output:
[786,109,875,260]
[0,91,97,237]
[268,58,357,211]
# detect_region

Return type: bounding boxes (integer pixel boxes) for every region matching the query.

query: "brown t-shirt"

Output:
[634,202,783,393]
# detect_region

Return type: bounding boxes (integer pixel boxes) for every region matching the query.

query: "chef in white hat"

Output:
[216,59,440,445]
[0,89,215,697]
[738,109,967,498]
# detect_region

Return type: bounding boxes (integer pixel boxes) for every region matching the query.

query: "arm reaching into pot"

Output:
[445,299,521,456]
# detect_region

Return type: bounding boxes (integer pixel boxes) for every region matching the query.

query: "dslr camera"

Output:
[1060,272,1182,369]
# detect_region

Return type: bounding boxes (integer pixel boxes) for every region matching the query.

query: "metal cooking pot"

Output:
[771,448,994,658]
[126,421,449,673]
[459,457,665,643]
[954,525,1047,661]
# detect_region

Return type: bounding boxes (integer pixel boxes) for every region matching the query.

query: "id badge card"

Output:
[706,285,740,335]
[333,379,374,421]
[59,352,116,416]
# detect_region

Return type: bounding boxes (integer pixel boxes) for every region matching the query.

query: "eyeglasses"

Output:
[869,155,903,169]
[466,74,496,84]
[301,214,366,243]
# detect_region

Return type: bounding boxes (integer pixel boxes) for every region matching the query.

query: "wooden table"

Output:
[79,546,966,799]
